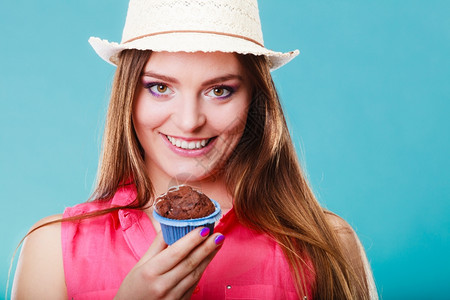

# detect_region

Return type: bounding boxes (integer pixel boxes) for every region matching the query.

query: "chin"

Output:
[168,165,223,184]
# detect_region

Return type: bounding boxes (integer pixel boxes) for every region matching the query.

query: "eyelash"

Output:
[206,85,235,100]
[143,82,236,100]
[144,82,173,97]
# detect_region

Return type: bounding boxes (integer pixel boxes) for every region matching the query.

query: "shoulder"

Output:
[324,211,352,229]
[64,199,113,217]
[324,211,361,256]
[12,214,67,299]
[324,211,378,298]
[23,214,64,252]
[32,213,64,228]
[324,211,363,255]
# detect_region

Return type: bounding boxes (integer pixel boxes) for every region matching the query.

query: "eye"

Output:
[145,83,173,97]
[206,86,233,99]
[155,85,168,93]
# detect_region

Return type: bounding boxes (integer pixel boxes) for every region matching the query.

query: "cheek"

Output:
[212,105,249,139]
[133,97,168,134]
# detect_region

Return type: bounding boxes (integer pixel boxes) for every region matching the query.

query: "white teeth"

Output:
[166,135,210,150]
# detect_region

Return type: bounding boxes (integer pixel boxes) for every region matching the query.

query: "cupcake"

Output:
[153,185,222,245]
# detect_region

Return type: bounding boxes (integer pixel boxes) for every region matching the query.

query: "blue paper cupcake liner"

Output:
[153,198,222,245]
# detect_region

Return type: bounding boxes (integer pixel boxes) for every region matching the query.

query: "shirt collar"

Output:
[111,183,138,207]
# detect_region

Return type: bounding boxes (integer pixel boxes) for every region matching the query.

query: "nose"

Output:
[173,94,206,132]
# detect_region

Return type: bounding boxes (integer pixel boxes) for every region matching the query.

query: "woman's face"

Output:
[133,51,251,184]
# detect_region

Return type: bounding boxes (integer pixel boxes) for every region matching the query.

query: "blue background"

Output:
[1,1,449,299]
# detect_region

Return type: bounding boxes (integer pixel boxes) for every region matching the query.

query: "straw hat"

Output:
[89,0,299,70]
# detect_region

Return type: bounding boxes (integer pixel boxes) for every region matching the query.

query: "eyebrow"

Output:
[202,74,244,86]
[141,71,243,86]
[141,72,180,84]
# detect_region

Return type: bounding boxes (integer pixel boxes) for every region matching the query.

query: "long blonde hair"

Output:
[89,49,372,299]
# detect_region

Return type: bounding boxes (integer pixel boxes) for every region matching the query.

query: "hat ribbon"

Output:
[124,30,264,48]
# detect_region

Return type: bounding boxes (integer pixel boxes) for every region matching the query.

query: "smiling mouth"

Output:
[166,135,213,150]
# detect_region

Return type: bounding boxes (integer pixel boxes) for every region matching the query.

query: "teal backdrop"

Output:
[1,1,449,299]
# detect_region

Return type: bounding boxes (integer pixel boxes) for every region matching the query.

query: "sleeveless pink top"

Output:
[62,184,314,299]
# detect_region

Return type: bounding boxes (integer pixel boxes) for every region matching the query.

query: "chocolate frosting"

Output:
[155,185,215,220]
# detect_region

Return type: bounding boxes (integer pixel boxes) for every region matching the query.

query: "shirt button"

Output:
[226,285,232,289]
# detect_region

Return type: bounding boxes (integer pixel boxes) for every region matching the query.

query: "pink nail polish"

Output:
[200,227,210,237]
[214,234,225,245]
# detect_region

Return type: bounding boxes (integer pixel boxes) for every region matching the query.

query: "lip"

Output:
[160,133,217,157]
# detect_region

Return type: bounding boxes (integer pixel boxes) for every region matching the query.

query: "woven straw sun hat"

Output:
[89,0,299,71]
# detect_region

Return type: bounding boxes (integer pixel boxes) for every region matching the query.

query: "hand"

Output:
[115,227,224,300]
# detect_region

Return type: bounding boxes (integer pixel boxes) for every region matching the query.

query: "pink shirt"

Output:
[62,185,314,299]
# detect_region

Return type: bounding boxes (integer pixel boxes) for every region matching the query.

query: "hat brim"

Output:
[89,33,299,71]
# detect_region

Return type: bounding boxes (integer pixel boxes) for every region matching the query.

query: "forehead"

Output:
[143,51,244,77]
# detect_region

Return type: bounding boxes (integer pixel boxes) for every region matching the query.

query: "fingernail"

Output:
[199,227,210,237]
[214,234,225,245]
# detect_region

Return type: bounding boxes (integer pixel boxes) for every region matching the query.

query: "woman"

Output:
[12,0,377,299]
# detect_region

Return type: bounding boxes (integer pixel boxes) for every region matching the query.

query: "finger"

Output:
[172,249,221,299]
[135,231,167,268]
[169,238,223,299]
[162,233,224,293]
[180,281,199,300]
[143,227,212,274]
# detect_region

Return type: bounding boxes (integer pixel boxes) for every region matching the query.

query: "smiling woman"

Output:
[133,52,251,184]
[11,0,377,299]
